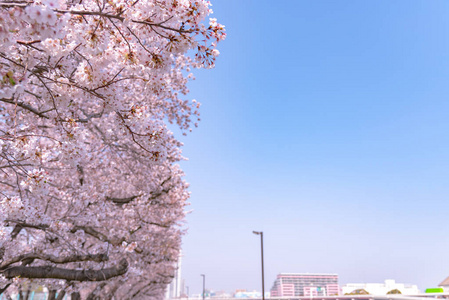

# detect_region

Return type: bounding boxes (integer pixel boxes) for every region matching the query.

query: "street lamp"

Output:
[201,274,205,300]
[252,231,265,300]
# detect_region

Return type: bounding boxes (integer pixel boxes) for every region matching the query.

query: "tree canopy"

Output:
[387,289,402,294]
[0,0,225,298]
[345,289,370,295]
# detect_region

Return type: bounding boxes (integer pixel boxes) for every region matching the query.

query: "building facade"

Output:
[341,279,420,295]
[165,254,182,299]
[270,273,339,297]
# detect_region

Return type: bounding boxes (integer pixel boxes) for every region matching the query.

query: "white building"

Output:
[166,253,182,299]
[341,279,419,295]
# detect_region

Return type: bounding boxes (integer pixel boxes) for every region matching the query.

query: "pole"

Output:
[260,232,265,300]
[252,231,265,300]
[201,274,205,300]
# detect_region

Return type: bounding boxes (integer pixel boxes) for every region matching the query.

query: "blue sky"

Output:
[176,0,449,294]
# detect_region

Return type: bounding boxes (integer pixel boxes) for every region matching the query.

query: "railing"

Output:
[175,294,449,300]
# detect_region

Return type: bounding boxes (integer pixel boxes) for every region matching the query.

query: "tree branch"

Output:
[0,5,194,33]
[0,283,11,294]
[53,9,194,33]
[71,225,124,245]
[106,194,140,205]
[0,98,50,119]
[2,258,128,281]
[0,253,108,270]
[6,220,49,239]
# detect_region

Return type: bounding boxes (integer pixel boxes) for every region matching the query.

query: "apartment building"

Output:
[270,273,339,297]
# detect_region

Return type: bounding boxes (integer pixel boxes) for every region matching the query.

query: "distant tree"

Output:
[387,289,402,294]
[345,289,370,295]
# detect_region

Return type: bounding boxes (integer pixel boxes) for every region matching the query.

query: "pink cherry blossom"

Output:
[0,0,224,298]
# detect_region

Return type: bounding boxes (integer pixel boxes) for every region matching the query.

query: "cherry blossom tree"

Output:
[0,0,225,298]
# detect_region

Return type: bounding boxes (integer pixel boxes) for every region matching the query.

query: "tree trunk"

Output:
[56,290,66,300]
[18,288,32,300]
[103,281,121,300]
[25,289,32,300]
[0,284,11,296]
[86,282,106,300]
[47,290,57,300]
[71,292,81,300]
[4,293,13,300]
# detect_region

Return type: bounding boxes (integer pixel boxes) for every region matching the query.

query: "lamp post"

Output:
[252,231,265,300]
[201,274,205,300]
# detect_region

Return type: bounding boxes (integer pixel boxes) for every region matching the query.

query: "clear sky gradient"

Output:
[175,0,449,295]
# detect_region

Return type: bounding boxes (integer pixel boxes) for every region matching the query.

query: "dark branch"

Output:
[106,194,140,205]
[71,225,124,245]
[0,98,50,119]
[56,291,66,300]
[0,253,108,270]
[0,283,11,294]
[2,258,128,281]
[53,9,194,33]
[6,220,49,239]
[0,2,28,7]
[71,225,108,241]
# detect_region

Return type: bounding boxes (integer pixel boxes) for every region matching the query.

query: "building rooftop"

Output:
[439,276,449,287]
[278,273,339,276]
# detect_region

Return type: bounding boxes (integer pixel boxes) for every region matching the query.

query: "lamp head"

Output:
[252,231,261,235]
